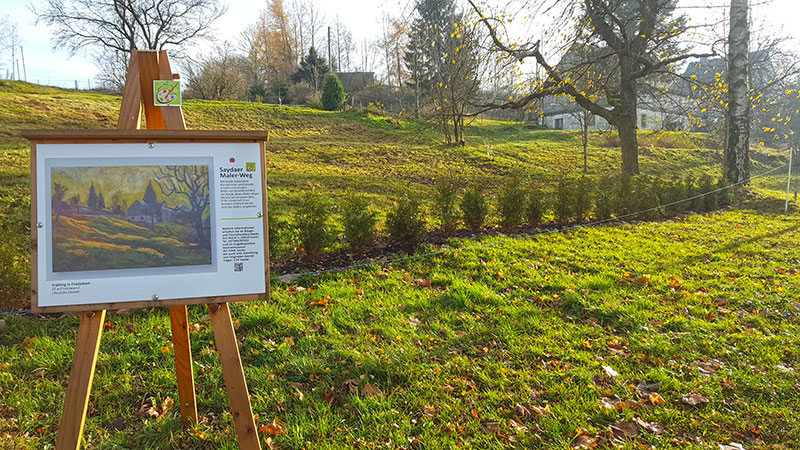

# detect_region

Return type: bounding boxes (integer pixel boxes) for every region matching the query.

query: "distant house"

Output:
[540,45,777,132]
[127,200,189,225]
[336,72,375,93]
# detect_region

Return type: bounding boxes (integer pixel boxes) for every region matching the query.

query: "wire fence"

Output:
[1,161,790,317]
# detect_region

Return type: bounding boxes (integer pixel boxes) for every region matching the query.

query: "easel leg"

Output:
[169,305,198,423]
[208,303,261,450]
[56,310,106,450]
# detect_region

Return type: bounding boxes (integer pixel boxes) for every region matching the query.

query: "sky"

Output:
[1,0,798,89]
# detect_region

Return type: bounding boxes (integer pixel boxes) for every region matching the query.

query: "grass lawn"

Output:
[1,81,799,448]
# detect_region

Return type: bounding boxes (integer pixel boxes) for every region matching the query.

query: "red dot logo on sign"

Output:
[229,157,236,163]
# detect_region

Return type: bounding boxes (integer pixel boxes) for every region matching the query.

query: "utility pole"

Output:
[20,46,27,81]
[327,26,332,72]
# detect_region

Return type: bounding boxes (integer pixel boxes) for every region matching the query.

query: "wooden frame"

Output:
[30,50,265,450]
[25,131,270,314]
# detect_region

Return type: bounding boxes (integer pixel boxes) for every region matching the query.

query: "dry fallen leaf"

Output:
[682,392,710,406]
[423,405,436,416]
[602,365,618,378]
[508,417,528,433]
[310,296,330,307]
[361,383,383,398]
[513,403,531,418]
[611,420,639,440]
[134,401,161,419]
[571,429,600,449]
[648,392,666,406]
[342,379,360,393]
[633,417,664,434]
[408,316,420,327]
[264,436,279,450]
[287,286,306,293]
[411,278,432,288]
[719,443,745,450]
[259,418,284,436]
[482,422,501,434]
[598,397,616,411]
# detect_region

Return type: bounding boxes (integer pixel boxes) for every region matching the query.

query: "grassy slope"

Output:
[1,81,799,448]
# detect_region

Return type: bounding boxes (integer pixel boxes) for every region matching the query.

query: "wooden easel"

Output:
[55,50,262,450]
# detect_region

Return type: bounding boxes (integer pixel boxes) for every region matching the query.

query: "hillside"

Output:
[1,81,799,449]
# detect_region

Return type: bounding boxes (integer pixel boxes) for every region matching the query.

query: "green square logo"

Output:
[153,80,181,106]
[246,162,256,172]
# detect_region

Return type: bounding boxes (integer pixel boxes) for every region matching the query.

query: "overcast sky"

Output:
[2,0,798,89]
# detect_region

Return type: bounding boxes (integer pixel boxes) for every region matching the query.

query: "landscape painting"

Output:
[50,164,211,273]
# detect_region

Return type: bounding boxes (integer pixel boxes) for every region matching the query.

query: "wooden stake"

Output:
[208,303,261,450]
[169,305,198,423]
[55,311,106,450]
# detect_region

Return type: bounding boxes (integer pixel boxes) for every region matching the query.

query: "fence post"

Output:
[786,149,794,212]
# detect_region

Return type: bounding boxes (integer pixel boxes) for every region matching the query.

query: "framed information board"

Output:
[25,130,270,313]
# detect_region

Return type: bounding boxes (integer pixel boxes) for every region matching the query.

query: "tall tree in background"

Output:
[245,0,299,95]
[725,0,751,184]
[406,0,481,144]
[468,0,711,175]
[293,46,329,92]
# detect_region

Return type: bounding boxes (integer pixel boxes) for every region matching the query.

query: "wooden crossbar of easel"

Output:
[55,50,262,450]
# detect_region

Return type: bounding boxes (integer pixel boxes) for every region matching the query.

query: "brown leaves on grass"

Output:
[648,392,666,406]
[411,278,432,288]
[259,418,284,436]
[310,296,330,307]
[361,383,383,398]
[682,392,710,406]
[134,397,173,420]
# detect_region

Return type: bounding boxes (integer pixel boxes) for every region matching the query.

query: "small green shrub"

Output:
[386,194,426,243]
[321,73,346,110]
[526,185,545,226]
[684,176,702,211]
[498,176,526,228]
[594,176,617,220]
[574,176,594,221]
[434,177,459,235]
[554,176,573,223]
[716,176,731,205]
[342,194,377,252]
[632,175,660,219]
[699,175,717,211]
[294,192,333,258]
[616,175,633,215]
[460,184,489,231]
[662,176,686,214]
[268,215,291,259]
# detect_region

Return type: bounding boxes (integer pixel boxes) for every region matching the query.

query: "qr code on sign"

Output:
[234,262,243,272]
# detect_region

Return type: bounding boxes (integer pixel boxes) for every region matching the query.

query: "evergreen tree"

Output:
[321,72,346,110]
[292,46,329,92]
[143,181,158,206]
[87,182,98,209]
[97,192,105,210]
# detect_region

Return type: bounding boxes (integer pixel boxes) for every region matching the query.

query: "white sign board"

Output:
[34,141,266,310]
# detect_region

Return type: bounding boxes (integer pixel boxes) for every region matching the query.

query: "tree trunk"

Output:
[617,58,640,175]
[583,111,589,174]
[725,0,751,184]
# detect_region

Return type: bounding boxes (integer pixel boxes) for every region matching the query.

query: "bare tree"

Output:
[33,0,226,54]
[153,165,210,248]
[0,16,21,80]
[468,0,713,175]
[184,43,248,101]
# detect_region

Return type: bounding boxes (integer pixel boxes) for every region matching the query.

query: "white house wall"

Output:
[545,108,667,131]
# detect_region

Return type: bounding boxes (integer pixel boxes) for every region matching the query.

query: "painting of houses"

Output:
[50,164,211,273]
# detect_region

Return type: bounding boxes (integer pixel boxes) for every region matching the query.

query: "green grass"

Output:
[1,81,799,448]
